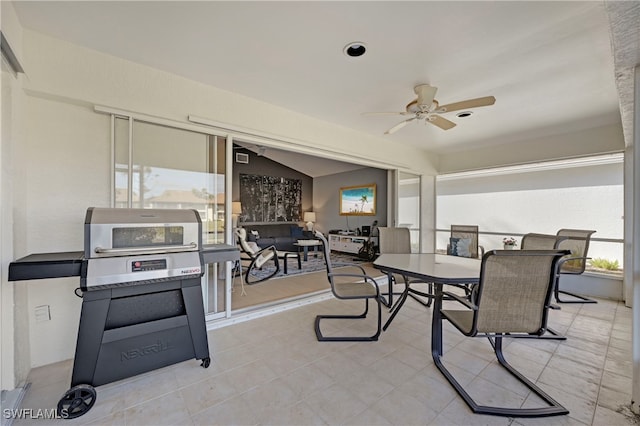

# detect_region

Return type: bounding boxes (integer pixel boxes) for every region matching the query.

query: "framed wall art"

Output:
[339,183,376,216]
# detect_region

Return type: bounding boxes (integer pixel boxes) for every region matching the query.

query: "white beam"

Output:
[631,64,640,415]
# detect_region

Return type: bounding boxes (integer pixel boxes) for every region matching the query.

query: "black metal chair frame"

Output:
[432,250,570,418]
[314,231,383,341]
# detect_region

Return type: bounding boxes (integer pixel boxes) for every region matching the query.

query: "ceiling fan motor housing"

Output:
[414,84,438,107]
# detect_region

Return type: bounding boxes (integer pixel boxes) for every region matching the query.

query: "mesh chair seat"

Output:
[520,233,560,250]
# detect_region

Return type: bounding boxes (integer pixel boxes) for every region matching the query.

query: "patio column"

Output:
[631,64,640,415]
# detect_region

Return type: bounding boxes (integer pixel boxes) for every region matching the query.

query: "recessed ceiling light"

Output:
[456,111,473,118]
[344,42,367,57]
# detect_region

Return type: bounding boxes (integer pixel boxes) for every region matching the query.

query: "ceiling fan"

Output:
[364,84,496,134]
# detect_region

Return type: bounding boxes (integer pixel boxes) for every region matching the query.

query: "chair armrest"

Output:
[254,245,278,268]
[478,245,485,258]
[441,291,477,310]
[328,272,381,291]
[332,263,367,275]
[558,256,590,274]
[255,244,277,256]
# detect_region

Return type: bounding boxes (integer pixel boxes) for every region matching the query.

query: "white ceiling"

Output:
[10,1,636,175]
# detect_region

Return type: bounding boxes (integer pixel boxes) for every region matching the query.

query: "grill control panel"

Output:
[131,259,167,272]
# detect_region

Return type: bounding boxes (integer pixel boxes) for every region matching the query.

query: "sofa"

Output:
[243,223,314,252]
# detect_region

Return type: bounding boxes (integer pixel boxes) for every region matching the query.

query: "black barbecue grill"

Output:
[9,207,240,419]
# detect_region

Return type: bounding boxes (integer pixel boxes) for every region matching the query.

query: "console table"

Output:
[328,234,376,254]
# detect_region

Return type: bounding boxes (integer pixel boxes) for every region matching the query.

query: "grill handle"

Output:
[94,243,198,255]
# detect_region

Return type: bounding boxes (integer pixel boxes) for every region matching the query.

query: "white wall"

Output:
[1,0,25,391]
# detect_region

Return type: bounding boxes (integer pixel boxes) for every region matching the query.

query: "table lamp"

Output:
[303,212,316,232]
[232,202,242,228]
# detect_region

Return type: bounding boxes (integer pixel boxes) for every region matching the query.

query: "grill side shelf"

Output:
[8,251,84,281]
[201,244,240,264]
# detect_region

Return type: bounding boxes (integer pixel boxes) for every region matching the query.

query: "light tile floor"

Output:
[14,289,638,425]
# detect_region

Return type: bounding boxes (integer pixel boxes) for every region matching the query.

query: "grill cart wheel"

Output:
[57,384,97,419]
[201,357,211,368]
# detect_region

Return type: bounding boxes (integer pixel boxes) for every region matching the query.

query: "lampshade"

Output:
[303,212,316,222]
[232,202,242,215]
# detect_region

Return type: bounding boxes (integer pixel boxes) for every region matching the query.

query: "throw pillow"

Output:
[249,230,260,242]
[449,237,472,257]
[456,238,472,257]
[448,237,460,256]
[290,226,304,238]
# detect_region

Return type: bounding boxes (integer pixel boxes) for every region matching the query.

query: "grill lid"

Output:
[84,207,202,259]
[82,208,204,290]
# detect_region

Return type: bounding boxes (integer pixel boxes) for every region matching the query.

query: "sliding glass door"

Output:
[113,117,230,318]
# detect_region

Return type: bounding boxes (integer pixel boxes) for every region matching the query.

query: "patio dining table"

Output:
[373,253,481,337]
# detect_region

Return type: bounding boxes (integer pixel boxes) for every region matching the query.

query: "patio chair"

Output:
[314,231,383,341]
[516,232,572,340]
[234,228,280,284]
[433,249,570,418]
[377,227,432,327]
[447,225,484,297]
[554,229,597,304]
[448,225,485,259]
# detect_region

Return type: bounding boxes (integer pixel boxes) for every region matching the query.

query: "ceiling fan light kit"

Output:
[364,84,496,134]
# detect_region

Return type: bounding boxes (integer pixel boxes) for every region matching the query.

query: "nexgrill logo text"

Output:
[3,408,68,420]
[120,339,173,361]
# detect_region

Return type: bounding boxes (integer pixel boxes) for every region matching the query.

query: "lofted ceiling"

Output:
[9,1,637,176]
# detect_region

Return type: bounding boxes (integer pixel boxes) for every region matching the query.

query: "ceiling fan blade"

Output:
[427,115,457,130]
[437,96,496,113]
[385,117,417,134]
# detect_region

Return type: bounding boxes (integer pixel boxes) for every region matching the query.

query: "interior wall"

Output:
[232,148,313,224]
[313,168,388,234]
